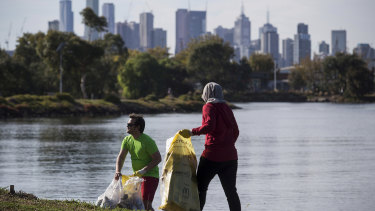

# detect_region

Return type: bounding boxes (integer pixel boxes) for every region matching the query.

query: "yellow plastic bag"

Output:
[159,132,200,211]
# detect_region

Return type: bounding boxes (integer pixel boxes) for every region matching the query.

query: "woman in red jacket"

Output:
[181,82,241,211]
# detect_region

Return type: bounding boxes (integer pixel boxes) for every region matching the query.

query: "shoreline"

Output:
[0,187,125,211]
[1,93,374,119]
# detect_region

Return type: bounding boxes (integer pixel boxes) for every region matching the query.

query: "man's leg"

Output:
[197,157,218,211]
[141,176,159,211]
[217,160,241,211]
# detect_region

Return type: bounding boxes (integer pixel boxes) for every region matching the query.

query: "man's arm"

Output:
[114,148,128,180]
[137,150,161,175]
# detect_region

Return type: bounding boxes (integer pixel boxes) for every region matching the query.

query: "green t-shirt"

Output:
[121,133,159,178]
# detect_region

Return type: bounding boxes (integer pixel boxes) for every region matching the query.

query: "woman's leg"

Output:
[217,160,241,211]
[197,157,218,210]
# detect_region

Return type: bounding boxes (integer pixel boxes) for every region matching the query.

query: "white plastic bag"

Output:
[118,176,145,210]
[96,178,123,208]
[96,175,145,210]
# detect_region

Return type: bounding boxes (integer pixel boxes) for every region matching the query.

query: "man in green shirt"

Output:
[114,113,161,211]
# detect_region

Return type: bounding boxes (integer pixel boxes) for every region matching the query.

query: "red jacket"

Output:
[192,102,239,162]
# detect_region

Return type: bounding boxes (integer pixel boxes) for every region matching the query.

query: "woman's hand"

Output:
[178,129,193,138]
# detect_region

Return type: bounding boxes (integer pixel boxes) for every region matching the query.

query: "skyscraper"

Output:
[353,43,375,70]
[319,41,330,56]
[102,3,115,35]
[152,28,167,48]
[59,0,73,32]
[233,8,251,59]
[175,9,206,54]
[331,30,346,55]
[214,26,234,45]
[116,21,140,50]
[282,38,294,67]
[140,12,154,51]
[84,0,99,41]
[260,23,279,64]
[48,20,60,31]
[189,11,206,40]
[293,23,311,64]
[175,9,189,54]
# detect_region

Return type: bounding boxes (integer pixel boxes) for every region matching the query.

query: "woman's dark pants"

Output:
[197,157,241,211]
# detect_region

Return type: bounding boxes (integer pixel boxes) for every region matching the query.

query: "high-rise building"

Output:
[59,0,73,32]
[116,21,140,50]
[353,44,374,60]
[102,3,115,36]
[260,23,279,64]
[175,9,206,54]
[189,11,206,40]
[152,28,167,48]
[48,20,60,31]
[84,0,99,41]
[214,26,234,45]
[140,12,154,51]
[331,30,346,55]
[293,23,311,64]
[282,38,294,67]
[319,41,330,56]
[175,9,189,54]
[234,8,251,59]
[353,43,375,70]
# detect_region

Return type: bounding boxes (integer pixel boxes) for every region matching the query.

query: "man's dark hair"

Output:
[129,113,145,133]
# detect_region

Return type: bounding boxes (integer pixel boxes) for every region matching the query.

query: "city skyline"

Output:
[0,0,374,55]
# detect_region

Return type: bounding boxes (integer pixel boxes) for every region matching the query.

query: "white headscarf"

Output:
[201,82,225,104]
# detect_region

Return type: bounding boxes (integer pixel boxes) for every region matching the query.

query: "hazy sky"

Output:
[1,0,374,54]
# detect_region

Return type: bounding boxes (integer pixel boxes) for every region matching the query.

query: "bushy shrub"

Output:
[0,96,6,105]
[104,94,121,105]
[144,94,159,101]
[55,93,75,104]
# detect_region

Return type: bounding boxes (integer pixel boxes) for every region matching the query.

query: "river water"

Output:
[1,103,375,211]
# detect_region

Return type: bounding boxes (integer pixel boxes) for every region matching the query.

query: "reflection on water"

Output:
[1,103,375,211]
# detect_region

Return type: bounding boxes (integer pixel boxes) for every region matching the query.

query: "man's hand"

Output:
[178,129,192,138]
[114,172,122,180]
[134,168,147,177]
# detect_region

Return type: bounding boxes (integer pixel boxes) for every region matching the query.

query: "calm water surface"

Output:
[1,103,375,211]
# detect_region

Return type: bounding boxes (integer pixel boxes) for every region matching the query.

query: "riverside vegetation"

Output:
[0,92,208,118]
[0,187,132,211]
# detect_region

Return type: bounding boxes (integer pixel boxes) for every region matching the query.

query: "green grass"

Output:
[0,187,135,211]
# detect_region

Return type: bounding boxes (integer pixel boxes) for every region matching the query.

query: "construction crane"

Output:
[19,17,27,36]
[5,22,12,50]
[124,0,133,21]
[145,0,152,13]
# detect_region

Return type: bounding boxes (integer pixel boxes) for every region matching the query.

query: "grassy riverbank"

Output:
[0,188,130,211]
[1,92,373,119]
[0,93,206,118]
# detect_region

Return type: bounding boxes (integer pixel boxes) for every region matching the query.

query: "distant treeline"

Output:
[0,30,374,100]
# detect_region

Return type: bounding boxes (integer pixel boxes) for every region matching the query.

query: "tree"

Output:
[186,35,235,88]
[118,53,166,99]
[159,57,193,96]
[0,49,33,96]
[38,31,104,98]
[89,34,129,98]
[249,53,274,73]
[322,53,374,97]
[231,57,252,90]
[12,32,55,95]
[288,58,323,92]
[147,47,169,61]
[80,7,107,41]
[288,67,307,90]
